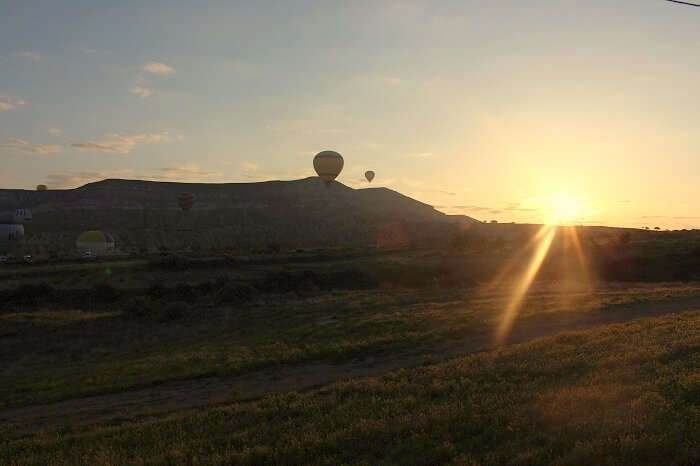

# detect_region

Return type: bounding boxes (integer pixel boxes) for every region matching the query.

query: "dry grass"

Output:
[2,311,698,465]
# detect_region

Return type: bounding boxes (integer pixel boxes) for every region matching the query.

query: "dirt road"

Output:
[3,296,700,432]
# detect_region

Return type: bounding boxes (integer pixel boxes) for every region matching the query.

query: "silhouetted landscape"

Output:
[3,1,700,464]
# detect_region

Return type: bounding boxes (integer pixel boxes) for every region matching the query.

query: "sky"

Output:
[1,0,699,229]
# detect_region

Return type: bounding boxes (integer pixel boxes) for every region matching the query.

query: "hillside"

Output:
[0,178,478,253]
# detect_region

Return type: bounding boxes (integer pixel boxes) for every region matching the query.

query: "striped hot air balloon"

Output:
[178,192,196,212]
[76,230,115,255]
[365,171,375,182]
[13,208,32,224]
[0,224,24,255]
[313,151,344,183]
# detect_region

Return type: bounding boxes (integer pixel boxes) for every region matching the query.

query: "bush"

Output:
[174,283,197,303]
[147,283,168,299]
[7,282,54,307]
[123,296,157,320]
[157,301,190,322]
[91,283,122,302]
[148,254,192,270]
[215,282,257,305]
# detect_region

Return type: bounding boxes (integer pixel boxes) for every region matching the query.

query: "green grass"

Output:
[1,283,699,411]
[2,311,698,465]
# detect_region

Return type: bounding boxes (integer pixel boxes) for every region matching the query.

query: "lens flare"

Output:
[494,224,556,344]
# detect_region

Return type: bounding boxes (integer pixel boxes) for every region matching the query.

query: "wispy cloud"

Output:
[0,96,26,111]
[504,202,538,212]
[241,162,260,172]
[143,61,175,74]
[3,137,62,154]
[46,169,135,189]
[71,132,170,154]
[405,152,433,158]
[48,128,62,136]
[16,51,40,61]
[148,164,225,182]
[79,47,97,54]
[129,86,153,99]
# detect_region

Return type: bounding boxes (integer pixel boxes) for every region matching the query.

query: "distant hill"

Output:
[0,177,479,253]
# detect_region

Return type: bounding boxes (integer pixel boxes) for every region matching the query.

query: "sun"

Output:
[548,194,585,224]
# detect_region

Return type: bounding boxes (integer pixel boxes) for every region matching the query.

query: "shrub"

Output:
[174,283,197,303]
[215,282,257,305]
[7,282,54,307]
[157,301,190,322]
[147,283,168,299]
[91,283,122,302]
[123,296,158,320]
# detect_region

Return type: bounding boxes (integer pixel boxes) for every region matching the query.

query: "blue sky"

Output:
[1,1,699,228]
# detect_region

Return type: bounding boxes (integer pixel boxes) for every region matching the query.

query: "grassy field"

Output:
[1,311,698,465]
[2,281,700,411]
[1,245,699,464]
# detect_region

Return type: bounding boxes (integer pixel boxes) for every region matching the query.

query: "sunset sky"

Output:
[1,1,698,228]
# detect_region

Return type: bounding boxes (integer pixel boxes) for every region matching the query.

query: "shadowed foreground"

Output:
[2,311,698,465]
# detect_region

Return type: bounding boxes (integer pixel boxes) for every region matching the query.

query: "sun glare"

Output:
[548,194,585,225]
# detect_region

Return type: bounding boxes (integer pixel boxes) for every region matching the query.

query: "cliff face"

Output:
[0,178,478,252]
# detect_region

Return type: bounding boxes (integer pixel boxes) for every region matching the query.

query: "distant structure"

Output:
[36,184,47,191]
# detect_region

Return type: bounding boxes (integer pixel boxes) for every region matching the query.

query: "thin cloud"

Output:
[48,128,62,136]
[450,205,493,212]
[129,86,153,99]
[143,61,175,74]
[148,164,225,182]
[241,162,260,172]
[72,132,170,154]
[0,96,26,111]
[16,51,40,61]
[405,152,433,158]
[46,170,135,189]
[3,137,62,154]
[79,47,97,54]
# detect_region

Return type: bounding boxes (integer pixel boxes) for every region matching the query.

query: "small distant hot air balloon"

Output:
[313,151,344,183]
[13,208,32,224]
[178,193,196,212]
[365,171,375,183]
[36,184,47,191]
[76,230,115,255]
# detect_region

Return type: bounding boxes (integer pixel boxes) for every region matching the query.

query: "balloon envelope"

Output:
[365,171,375,182]
[178,193,196,211]
[313,151,344,183]
[76,230,115,255]
[13,208,32,224]
[36,185,47,191]
[0,224,25,254]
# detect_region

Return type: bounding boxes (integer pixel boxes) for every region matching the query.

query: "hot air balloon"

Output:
[313,151,344,183]
[0,224,25,255]
[178,192,196,212]
[76,230,115,255]
[13,208,32,224]
[36,184,47,191]
[365,171,375,183]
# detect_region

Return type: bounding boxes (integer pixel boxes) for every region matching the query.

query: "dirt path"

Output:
[3,296,700,433]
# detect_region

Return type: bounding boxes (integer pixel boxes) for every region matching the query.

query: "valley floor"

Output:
[1,279,699,464]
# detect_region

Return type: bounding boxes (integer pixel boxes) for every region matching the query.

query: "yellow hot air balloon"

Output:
[313,151,344,183]
[365,171,375,182]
